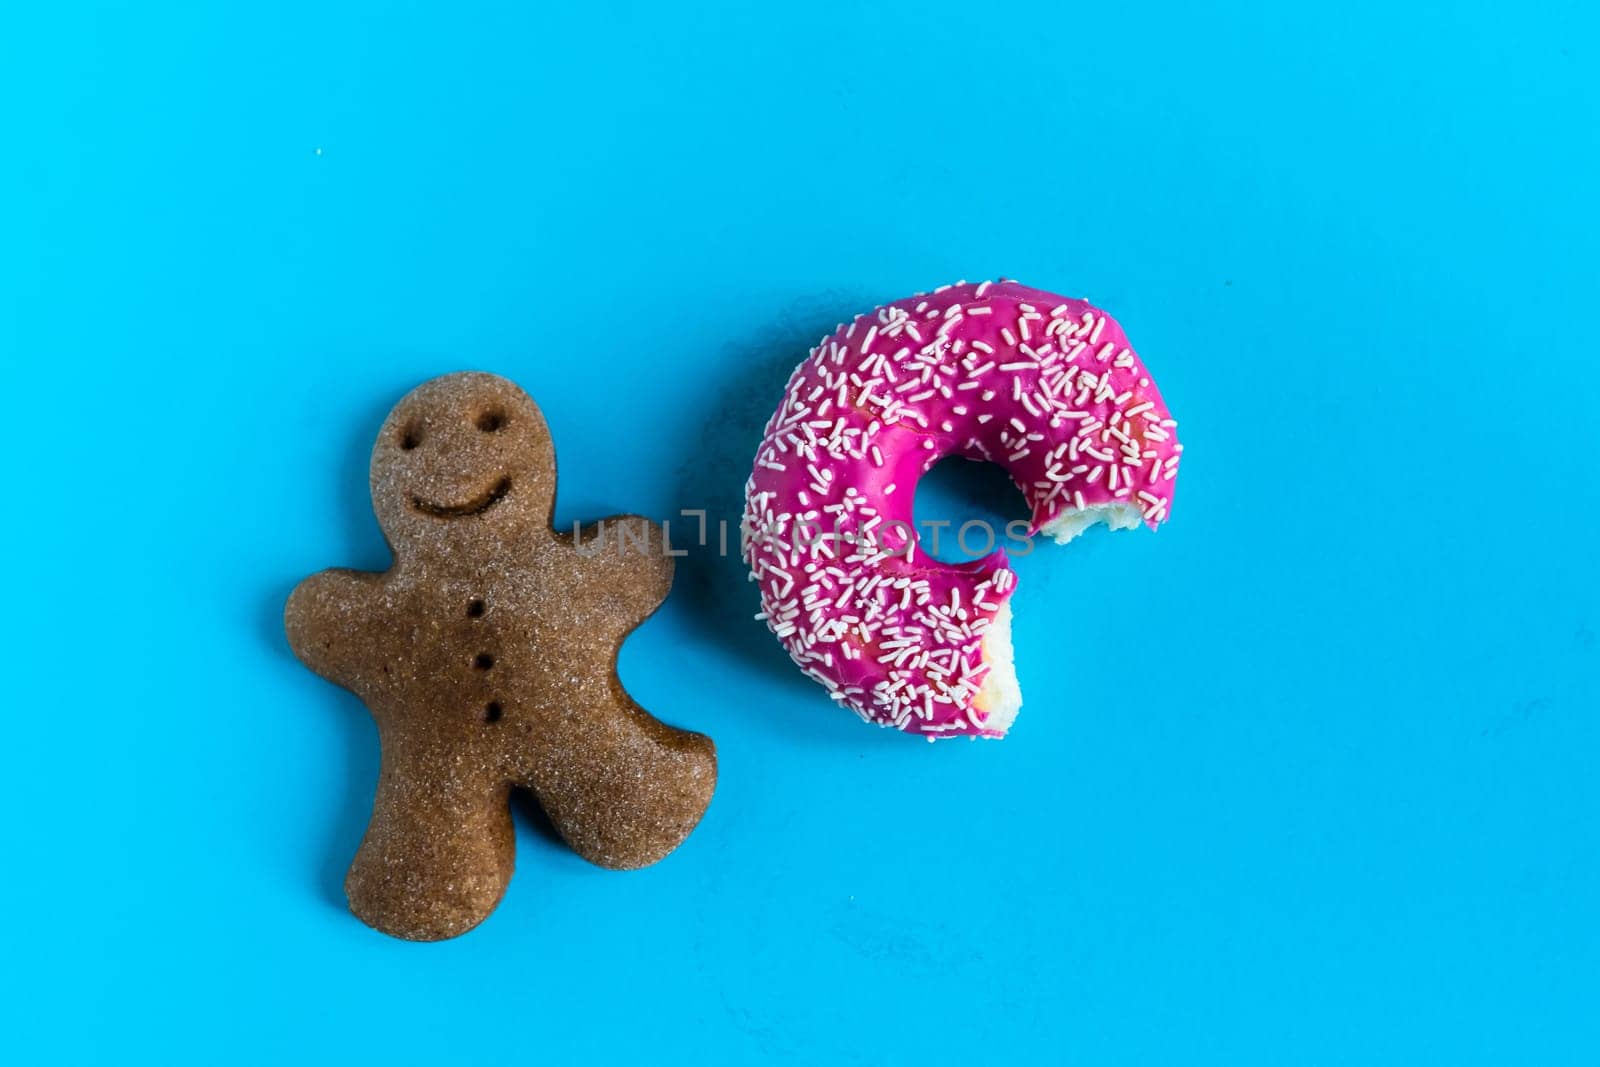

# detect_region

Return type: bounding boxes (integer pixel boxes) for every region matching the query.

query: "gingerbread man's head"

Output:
[370,372,558,552]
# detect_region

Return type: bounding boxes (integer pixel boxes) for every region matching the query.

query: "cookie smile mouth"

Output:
[411,476,513,519]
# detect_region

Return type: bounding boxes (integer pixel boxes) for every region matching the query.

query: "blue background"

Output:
[3,2,1597,1063]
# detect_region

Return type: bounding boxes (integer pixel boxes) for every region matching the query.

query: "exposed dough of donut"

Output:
[973,601,1021,735]
[1039,500,1144,545]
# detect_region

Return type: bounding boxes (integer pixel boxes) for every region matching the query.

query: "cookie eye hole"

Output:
[466,598,486,618]
[475,410,506,433]
[399,426,422,450]
[484,701,504,723]
[474,653,495,670]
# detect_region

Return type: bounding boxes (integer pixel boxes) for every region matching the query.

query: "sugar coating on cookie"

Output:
[742,280,1183,740]
[286,371,716,941]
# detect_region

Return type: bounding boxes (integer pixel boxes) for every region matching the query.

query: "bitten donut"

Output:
[741,280,1182,739]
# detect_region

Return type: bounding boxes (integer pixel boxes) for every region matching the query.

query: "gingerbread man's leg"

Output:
[345,732,515,941]
[523,682,716,871]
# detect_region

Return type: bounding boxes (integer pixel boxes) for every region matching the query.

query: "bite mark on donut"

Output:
[972,601,1021,734]
[1039,501,1144,544]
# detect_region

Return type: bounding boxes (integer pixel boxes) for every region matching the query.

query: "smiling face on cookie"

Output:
[370,372,557,549]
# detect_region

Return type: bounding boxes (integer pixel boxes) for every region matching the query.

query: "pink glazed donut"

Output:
[741,280,1183,739]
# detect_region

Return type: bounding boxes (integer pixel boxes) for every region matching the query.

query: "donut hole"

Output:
[911,456,1031,563]
[484,701,504,723]
[475,410,506,433]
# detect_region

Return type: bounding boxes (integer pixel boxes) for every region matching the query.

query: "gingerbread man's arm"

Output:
[562,515,675,630]
[284,568,390,692]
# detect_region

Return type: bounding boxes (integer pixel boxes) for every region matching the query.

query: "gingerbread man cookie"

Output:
[285,372,716,941]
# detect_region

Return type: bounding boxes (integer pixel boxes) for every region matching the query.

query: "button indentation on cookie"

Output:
[474,653,495,670]
[484,701,504,723]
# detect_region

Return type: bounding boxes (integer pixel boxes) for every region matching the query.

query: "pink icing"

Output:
[741,280,1182,738]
